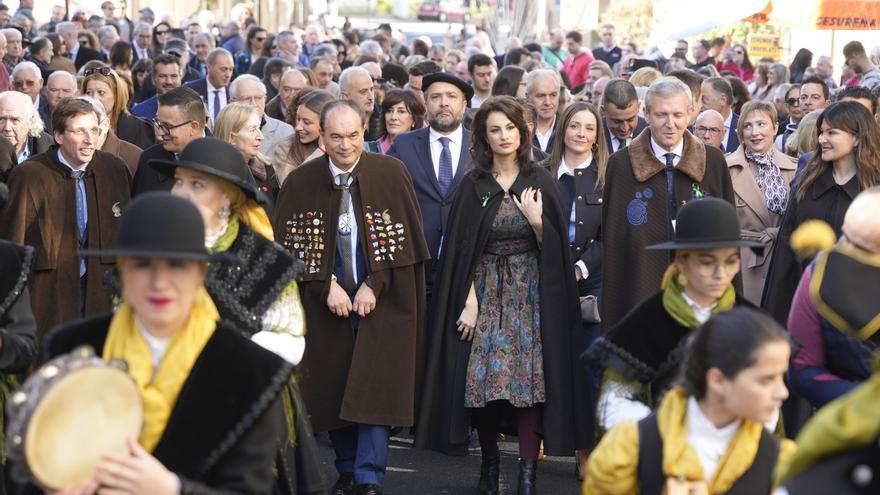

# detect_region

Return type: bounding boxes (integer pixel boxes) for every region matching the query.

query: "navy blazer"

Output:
[602,116,647,153]
[185,78,231,108]
[725,112,740,153]
[131,95,158,120]
[387,126,472,291]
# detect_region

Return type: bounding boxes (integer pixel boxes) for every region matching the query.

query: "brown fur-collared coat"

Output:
[726,145,797,304]
[600,129,735,331]
[0,148,131,340]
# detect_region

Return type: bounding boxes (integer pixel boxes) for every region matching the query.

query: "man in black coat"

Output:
[388,73,473,298]
[601,79,647,153]
[56,21,106,71]
[700,77,740,153]
[131,88,207,196]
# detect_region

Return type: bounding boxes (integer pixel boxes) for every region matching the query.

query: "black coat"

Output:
[131,143,175,196]
[28,133,54,158]
[0,242,37,372]
[73,46,106,71]
[116,113,155,150]
[547,158,603,293]
[42,314,291,495]
[761,170,862,324]
[415,167,587,456]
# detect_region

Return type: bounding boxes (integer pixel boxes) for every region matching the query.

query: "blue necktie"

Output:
[213,89,221,125]
[664,153,677,235]
[438,136,453,197]
[71,169,88,277]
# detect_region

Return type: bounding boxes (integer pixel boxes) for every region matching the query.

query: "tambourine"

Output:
[6,346,143,490]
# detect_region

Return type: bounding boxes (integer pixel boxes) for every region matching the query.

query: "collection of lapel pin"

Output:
[284,211,325,274]
[365,206,405,262]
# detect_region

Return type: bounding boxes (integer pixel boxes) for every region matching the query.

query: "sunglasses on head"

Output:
[84,66,113,77]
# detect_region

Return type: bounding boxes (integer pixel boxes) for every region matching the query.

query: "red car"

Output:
[417,0,471,22]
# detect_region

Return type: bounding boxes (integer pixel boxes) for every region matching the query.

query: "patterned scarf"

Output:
[745,150,787,215]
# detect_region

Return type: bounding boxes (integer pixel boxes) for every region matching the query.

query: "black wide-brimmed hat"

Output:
[79,192,230,261]
[149,137,264,203]
[647,197,766,251]
[422,72,474,103]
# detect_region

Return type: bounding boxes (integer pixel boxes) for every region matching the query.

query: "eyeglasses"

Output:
[232,95,266,104]
[371,77,385,85]
[695,125,723,135]
[152,118,193,134]
[13,80,38,88]
[66,127,102,138]
[83,66,112,77]
[155,29,169,36]
[693,257,741,277]
[785,98,800,106]
[254,37,266,42]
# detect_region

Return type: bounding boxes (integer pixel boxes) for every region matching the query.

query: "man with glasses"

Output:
[131,22,153,64]
[11,62,49,131]
[131,87,206,195]
[775,84,803,152]
[184,47,233,129]
[131,53,184,119]
[266,68,309,122]
[700,76,740,153]
[0,97,130,341]
[229,74,293,157]
[694,109,725,149]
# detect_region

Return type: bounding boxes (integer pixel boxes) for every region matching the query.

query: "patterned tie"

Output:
[438,136,453,197]
[617,136,628,151]
[664,153,677,234]
[71,169,88,277]
[335,172,356,292]
[212,89,222,125]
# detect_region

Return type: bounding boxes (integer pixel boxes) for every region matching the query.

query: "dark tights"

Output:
[473,401,542,460]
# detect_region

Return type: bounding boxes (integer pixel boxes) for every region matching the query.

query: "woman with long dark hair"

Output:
[762,101,880,324]
[586,308,794,494]
[416,96,585,494]
[491,65,527,98]
[367,88,426,153]
[789,48,814,83]
[272,89,335,184]
[235,25,267,75]
[152,21,172,54]
[544,101,608,479]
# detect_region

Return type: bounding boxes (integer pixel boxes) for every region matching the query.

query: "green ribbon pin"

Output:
[481,192,491,207]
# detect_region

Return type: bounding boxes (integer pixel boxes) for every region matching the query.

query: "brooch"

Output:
[481,192,490,207]
[365,206,405,262]
[111,202,122,218]
[283,211,325,273]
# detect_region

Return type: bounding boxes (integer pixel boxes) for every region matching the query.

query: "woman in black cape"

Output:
[415,96,587,494]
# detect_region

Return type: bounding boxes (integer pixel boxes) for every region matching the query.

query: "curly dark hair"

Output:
[469,95,535,176]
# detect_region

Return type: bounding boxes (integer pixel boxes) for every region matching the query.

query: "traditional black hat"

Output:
[647,197,765,250]
[422,72,475,103]
[79,192,229,261]
[149,137,264,203]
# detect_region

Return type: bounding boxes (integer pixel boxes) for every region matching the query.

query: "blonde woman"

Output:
[213,102,280,202]
[81,65,154,149]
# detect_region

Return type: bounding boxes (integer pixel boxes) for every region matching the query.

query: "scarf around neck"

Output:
[745,149,787,215]
[662,268,736,328]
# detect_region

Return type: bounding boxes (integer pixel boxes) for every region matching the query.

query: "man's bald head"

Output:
[842,187,880,253]
[694,109,725,149]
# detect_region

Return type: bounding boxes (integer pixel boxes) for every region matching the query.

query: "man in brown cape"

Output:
[0,97,130,341]
[601,77,735,331]
[272,100,429,495]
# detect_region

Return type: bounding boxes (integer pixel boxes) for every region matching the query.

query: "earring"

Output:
[677,272,688,287]
[591,142,598,152]
[218,204,231,222]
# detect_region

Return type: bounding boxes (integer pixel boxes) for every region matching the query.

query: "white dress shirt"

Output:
[611,134,631,153]
[68,43,80,63]
[650,136,684,166]
[535,115,556,152]
[429,124,463,180]
[557,154,593,280]
[136,44,150,61]
[681,291,717,325]
[206,78,228,127]
[721,110,734,150]
[329,157,360,286]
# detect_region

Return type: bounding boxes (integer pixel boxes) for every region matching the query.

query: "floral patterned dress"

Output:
[465,195,545,408]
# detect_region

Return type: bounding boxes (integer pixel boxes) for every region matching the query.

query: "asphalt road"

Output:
[315,432,583,494]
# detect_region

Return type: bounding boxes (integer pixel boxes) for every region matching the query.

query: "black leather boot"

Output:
[477,442,500,495]
[517,459,537,495]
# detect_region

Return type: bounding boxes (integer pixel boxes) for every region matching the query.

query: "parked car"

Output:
[417,0,471,22]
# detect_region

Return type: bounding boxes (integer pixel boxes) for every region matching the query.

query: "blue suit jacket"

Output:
[603,116,647,152]
[725,113,740,153]
[131,95,158,120]
[388,126,472,290]
[184,78,231,107]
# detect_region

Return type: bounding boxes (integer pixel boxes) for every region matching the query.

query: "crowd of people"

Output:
[0,1,878,494]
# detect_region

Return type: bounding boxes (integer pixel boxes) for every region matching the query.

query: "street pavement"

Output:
[315,432,583,494]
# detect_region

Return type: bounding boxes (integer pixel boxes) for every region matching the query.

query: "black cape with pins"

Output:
[415,166,588,456]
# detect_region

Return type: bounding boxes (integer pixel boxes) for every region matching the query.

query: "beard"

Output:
[429,112,462,133]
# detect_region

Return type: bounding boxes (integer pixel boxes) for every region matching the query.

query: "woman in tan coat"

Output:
[726,99,797,304]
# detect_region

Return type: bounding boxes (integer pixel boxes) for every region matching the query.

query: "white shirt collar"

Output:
[329,156,359,179]
[56,148,88,172]
[535,115,557,138]
[687,396,741,480]
[556,153,593,179]
[429,124,463,146]
[69,43,79,60]
[681,291,717,325]
[723,110,733,129]
[649,135,684,164]
[206,77,223,93]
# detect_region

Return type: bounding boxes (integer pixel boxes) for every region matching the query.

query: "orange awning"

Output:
[745,0,880,29]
